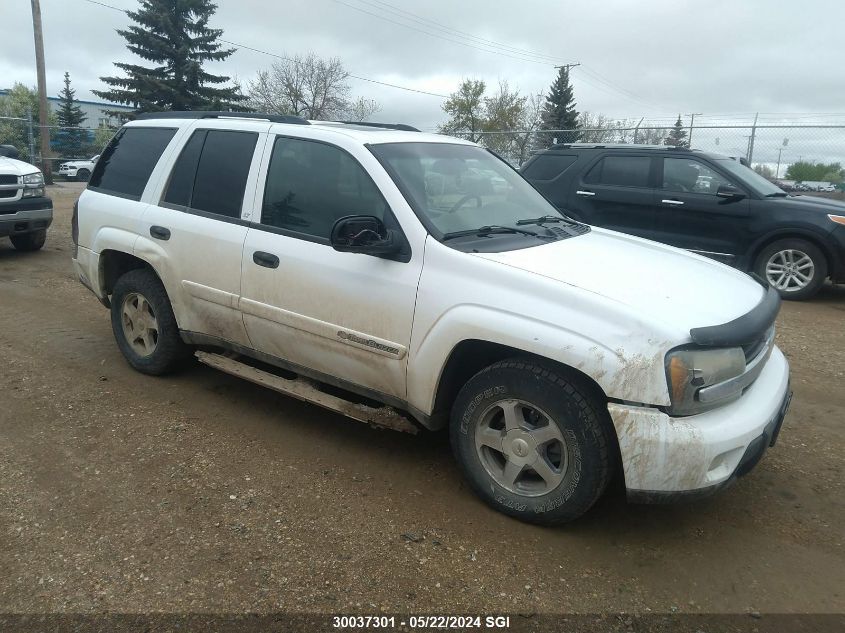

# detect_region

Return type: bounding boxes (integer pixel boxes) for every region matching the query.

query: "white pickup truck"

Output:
[0,147,52,251]
[72,112,792,523]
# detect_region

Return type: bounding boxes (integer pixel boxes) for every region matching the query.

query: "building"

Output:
[0,88,134,129]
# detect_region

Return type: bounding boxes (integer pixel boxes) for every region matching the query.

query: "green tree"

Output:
[438,79,486,142]
[785,160,844,183]
[481,81,527,157]
[539,67,579,146]
[665,115,689,148]
[54,72,88,158]
[0,83,54,162]
[94,0,246,113]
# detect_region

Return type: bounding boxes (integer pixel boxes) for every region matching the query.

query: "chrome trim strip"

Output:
[689,248,735,259]
[698,329,776,404]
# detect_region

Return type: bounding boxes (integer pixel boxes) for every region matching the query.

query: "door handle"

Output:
[149,225,171,240]
[253,251,280,269]
[575,190,596,197]
[661,199,685,206]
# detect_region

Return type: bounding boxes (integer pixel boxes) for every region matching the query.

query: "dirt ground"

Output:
[1,183,843,619]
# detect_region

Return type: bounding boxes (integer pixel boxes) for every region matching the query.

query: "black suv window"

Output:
[163,129,258,218]
[260,137,387,240]
[89,127,176,200]
[521,154,578,181]
[662,157,735,195]
[585,155,652,188]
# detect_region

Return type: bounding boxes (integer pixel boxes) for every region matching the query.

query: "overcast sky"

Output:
[2,0,845,135]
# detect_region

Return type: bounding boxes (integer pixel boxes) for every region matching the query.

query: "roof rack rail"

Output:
[134,111,310,125]
[331,120,420,132]
[550,142,694,151]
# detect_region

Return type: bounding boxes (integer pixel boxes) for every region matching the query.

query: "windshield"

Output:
[369,142,566,237]
[715,158,785,196]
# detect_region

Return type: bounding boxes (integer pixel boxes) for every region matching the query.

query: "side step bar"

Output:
[195,351,418,434]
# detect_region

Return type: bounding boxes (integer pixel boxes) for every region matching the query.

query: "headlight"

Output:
[666,347,745,416]
[22,172,45,198]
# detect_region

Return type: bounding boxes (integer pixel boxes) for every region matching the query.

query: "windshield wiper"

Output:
[442,225,546,241]
[516,215,569,226]
[765,192,788,198]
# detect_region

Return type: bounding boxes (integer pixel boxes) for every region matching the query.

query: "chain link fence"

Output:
[0,116,118,179]
[449,124,845,188]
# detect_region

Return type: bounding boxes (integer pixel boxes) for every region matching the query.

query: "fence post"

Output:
[633,117,643,144]
[26,108,35,162]
[747,112,759,164]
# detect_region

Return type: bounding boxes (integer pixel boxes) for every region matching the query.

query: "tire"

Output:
[10,229,46,251]
[76,168,91,182]
[110,268,191,375]
[754,238,827,301]
[450,358,614,525]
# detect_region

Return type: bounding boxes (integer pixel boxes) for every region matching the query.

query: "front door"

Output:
[239,135,422,400]
[653,156,751,265]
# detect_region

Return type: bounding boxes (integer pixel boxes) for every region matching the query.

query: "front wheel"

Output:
[76,168,91,182]
[10,229,46,251]
[754,238,827,301]
[450,359,614,525]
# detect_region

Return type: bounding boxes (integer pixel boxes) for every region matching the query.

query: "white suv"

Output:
[72,112,792,524]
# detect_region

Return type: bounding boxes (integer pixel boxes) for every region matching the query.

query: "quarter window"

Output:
[162,129,258,218]
[260,137,388,240]
[584,155,652,188]
[89,127,176,199]
[662,158,734,194]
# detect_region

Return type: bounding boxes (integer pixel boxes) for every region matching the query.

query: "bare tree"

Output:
[482,81,527,158]
[635,126,669,145]
[514,92,544,165]
[247,53,380,121]
[345,96,381,121]
[577,111,617,143]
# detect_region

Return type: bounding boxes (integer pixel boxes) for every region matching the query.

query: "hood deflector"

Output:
[689,283,781,347]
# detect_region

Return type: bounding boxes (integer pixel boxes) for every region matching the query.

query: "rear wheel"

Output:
[10,229,46,251]
[110,268,191,375]
[754,238,827,300]
[450,359,614,525]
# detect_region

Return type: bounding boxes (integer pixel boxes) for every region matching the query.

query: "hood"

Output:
[767,194,845,215]
[0,156,40,177]
[473,227,765,336]
[61,159,93,167]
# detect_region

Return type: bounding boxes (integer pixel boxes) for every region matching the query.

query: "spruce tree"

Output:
[55,72,88,158]
[94,0,245,113]
[539,67,579,146]
[665,115,689,147]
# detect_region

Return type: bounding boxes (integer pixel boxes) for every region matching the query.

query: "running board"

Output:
[195,351,418,434]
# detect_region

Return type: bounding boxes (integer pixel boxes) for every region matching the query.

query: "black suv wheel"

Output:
[754,238,827,301]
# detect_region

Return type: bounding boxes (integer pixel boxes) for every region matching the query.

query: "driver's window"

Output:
[663,158,734,194]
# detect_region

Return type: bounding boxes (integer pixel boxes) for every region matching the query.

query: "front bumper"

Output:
[0,199,53,237]
[608,345,791,498]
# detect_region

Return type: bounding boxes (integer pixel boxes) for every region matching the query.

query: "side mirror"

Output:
[716,184,745,200]
[331,215,401,256]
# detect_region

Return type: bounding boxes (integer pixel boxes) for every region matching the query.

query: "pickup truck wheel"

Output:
[76,168,91,182]
[10,229,46,251]
[110,269,190,375]
[450,359,613,525]
[754,238,827,300]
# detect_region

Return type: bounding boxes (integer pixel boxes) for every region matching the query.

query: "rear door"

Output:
[653,156,751,264]
[137,125,266,346]
[567,153,659,239]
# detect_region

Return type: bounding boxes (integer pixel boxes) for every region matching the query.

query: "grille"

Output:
[0,189,18,199]
[0,175,19,185]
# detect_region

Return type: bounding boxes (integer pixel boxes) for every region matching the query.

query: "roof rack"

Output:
[550,142,694,151]
[134,111,310,125]
[329,120,421,132]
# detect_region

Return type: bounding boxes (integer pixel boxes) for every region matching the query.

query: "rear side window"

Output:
[584,155,652,188]
[89,127,176,200]
[522,154,578,181]
[162,130,258,218]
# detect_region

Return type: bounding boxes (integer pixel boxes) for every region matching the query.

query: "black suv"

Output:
[521,144,845,300]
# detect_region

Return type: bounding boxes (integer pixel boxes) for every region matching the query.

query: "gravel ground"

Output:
[0,183,843,621]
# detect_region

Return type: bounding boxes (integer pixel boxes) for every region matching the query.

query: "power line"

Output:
[78,0,449,98]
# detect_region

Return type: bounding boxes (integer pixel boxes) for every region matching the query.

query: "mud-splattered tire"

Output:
[110,268,191,375]
[450,359,614,525]
[10,229,46,251]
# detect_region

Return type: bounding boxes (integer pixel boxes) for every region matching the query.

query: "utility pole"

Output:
[686,113,703,147]
[31,0,52,183]
[554,63,581,74]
